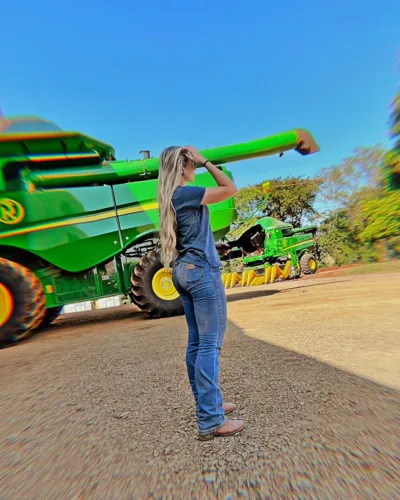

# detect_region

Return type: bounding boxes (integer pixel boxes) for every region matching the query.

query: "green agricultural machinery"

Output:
[220,213,318,289]
[0,116,320,346]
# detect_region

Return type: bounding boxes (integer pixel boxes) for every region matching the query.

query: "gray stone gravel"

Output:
[1,274,399,499]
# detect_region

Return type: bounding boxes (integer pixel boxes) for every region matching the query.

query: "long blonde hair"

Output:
[157,146,188,267]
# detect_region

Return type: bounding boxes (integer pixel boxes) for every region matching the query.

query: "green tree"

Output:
[383,90,400,191]
[316,146,387,264]
[389,90,400,140]
[315,210,360,266]
[318,146,386,212]
[317,137,400,263]
[354,191,400,258]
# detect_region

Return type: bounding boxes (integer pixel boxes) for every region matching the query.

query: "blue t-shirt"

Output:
[171,185,221,268]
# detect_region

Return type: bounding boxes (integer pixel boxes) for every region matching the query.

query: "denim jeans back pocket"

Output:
[178,263,204,290]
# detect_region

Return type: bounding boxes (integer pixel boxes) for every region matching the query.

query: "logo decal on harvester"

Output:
[0,199,25,225]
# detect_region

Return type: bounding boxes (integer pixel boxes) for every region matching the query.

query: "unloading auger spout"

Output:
[26,129,319,189]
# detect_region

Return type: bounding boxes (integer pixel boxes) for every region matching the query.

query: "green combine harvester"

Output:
[220,213,318,289]
[0,116,320,346]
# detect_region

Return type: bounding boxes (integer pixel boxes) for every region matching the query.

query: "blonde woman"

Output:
[157,145,245,440]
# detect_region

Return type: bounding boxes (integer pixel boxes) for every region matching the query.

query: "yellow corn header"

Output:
[222,261,293,289]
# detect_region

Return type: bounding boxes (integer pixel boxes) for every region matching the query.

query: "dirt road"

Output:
[1,272,399,498]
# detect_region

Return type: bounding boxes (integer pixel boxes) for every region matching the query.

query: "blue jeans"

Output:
[172,260,227,435]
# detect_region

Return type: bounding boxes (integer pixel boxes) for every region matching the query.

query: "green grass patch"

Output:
[338,259,400,276]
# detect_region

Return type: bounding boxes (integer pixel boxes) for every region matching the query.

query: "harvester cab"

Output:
[0,116,320,346]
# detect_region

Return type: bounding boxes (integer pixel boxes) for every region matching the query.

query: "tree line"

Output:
[225,90,400,267]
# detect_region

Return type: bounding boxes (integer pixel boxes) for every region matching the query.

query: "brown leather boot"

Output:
[198,419,245,441]
[223,402,236,415]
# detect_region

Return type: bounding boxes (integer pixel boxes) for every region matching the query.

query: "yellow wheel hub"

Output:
[152,268,179,301]
[309,258,317,271]
[0,283,14,327]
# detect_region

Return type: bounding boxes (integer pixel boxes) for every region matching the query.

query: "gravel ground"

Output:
[1,272,399,499]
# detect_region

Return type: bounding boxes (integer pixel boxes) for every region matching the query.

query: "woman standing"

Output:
[157,145,245,440]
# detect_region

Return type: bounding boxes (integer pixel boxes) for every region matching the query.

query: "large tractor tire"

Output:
[300,252,318,275]
[130,250,184,318]
[0,258,46,346]
[37,306,64,331]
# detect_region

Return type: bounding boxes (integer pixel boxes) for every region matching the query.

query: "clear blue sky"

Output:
[1,0,399,188]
